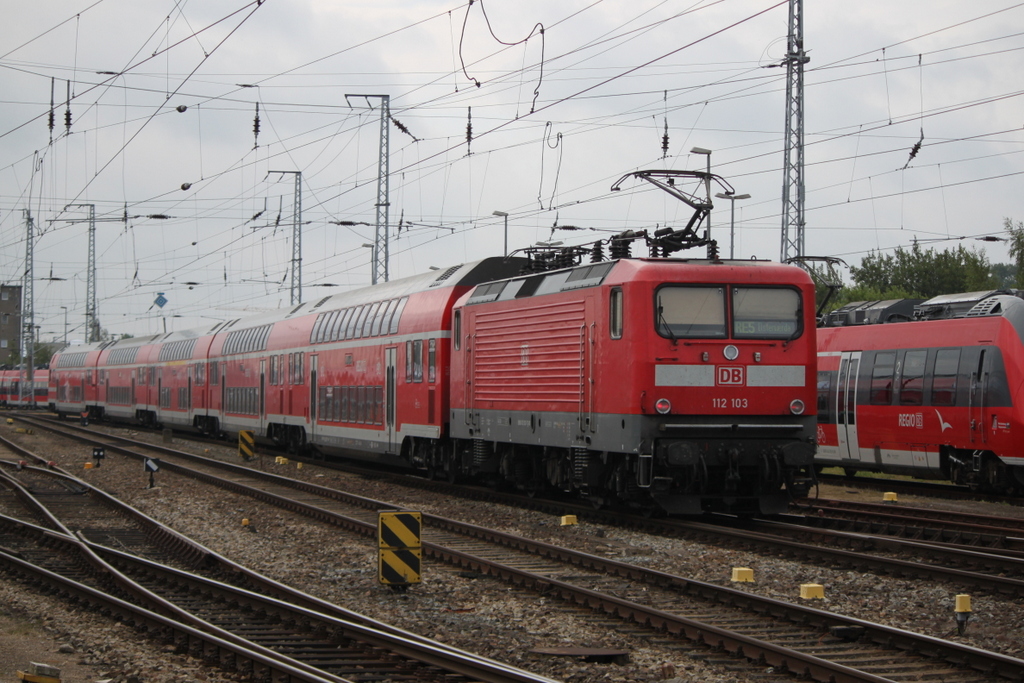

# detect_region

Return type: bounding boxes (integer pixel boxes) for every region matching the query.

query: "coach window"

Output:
[269,355,277,385]
[389,297,408,334]
[412,340,424,382]
[322,310,337,341]
[931,348,960,406]
[352,305,371,339]
[732,287,800,339]
[405,340,413,382]
[362,301,383,337]
[655,286,726,339]
[428,338,436,383]
[899,350,926,406]
[453,311,461,350]
[610,288,623,339]
[870,352,896,405]
[311,313,326,343]
[336,309,354,341]
[816,371,832,422]
[209,362,218,385]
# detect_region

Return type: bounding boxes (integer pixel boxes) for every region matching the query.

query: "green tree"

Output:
[1006,218,1024,288]
[849,242,998,299]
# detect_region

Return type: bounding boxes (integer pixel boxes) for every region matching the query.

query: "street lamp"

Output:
[715,192,751,259]
[492,211,508,256]
[60,306,68,344]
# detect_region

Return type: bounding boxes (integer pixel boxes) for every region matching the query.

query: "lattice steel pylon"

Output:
[780,0,809,263]
[346,94,391,285]
[20,210,34,404]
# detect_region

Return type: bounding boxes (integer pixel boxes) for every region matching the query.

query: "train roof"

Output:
[461,257,809,306]
[820,290,1024,342]
[51,257,528,361]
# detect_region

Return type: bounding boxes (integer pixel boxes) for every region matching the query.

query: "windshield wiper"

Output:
[658,305,677,343]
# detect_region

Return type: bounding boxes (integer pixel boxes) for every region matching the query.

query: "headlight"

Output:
[654,398,672,414]
[724,344,739,361]
[790,399,805,415]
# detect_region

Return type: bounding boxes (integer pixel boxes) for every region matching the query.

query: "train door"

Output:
[385,347,397,451]
[259,359,266,435]
[835,351,862,461]
[464,326,476,427]
[969,349,988,446]
[308,355,318,441]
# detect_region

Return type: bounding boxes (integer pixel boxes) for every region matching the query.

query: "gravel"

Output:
[3,422,1024,683]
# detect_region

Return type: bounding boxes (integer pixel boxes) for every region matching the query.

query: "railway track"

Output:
[10,415,1024,683]
[0,456,556,683]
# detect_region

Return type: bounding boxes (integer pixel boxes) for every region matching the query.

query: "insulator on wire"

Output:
[48,78,55,140]
[64,80,72,134]
[253,102,261,148]
[466,107,473,155]
[661,118,669,159]
[590,242,604,263]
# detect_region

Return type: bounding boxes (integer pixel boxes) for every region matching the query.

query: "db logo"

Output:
[717,366,744,386]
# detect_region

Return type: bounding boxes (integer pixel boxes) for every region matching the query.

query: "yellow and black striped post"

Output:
[238,430,255,461]
[378,510,422,588]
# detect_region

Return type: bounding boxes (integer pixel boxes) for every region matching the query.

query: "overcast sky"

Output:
[2,0,1023,342]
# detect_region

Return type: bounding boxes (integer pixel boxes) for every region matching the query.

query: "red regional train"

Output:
[816,290,1024,494]
[0,368,48,409]
[49,248,818,515]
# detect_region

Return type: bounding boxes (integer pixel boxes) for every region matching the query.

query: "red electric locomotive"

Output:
[447,257,818,514]
[816,290,1024,494]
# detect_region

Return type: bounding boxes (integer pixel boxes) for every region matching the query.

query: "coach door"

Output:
[259,359,266,435]
[385,347,397,451]
[835,351,862,461]
[308,355,318,441]
[969,349,988,446]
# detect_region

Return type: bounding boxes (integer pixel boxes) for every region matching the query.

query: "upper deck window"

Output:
[732,287,801,340]
[656,286,726,339]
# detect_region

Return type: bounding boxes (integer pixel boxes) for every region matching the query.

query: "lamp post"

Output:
[60,306,67,344]
[715,192,751,259]
[492,211,508,256]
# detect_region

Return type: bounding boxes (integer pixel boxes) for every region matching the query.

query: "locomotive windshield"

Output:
[656,286,727,339]
[732,286,801,339]
[656,285,801,340]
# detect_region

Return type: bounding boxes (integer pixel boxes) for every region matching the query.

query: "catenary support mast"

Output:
[780,0,809,263]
